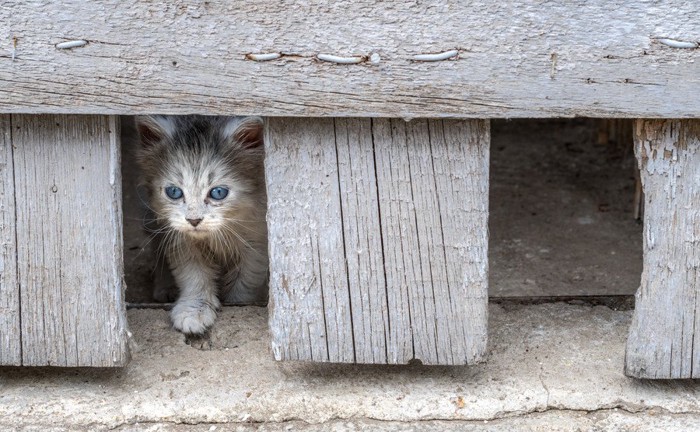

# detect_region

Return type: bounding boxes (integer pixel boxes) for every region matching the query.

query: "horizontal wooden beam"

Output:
[1,1,699,118]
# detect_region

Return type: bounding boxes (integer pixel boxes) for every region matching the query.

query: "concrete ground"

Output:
[3,303,700,431]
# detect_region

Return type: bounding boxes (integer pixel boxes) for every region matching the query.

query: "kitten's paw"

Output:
[171,301,217,335]
[185,332,212,350]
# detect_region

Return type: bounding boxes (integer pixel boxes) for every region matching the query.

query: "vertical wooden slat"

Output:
[373,119,490,364]
[335,119,390,363]
[12,114,129,367]
[625,119,700,378]
[428,119,490,364]
[266,118,489,365]
[371,120,418,363]
[378,120,442,362]
[0,115,21,365]
[265,118,354,363]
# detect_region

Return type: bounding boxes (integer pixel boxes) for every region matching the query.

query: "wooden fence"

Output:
[1,1,699,377]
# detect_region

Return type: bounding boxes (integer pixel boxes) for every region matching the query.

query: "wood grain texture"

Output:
[0,115,21,365]
[266,118,489,365]
[12,115,129,367]
[265,118,354,363]
[625,120,700,379]
[334,118,389,363]
[0,1,699,118]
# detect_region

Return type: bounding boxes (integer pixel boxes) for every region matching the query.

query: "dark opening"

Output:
[121,117,642,306]
[488,119,641,305]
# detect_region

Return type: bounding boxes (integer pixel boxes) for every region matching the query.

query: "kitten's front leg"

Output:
[222,245,269,305]
[168,243,220,335]
[152,254,178,303]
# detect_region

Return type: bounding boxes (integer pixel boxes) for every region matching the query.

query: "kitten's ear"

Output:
[223,117,264,149]
[135,115,175,147]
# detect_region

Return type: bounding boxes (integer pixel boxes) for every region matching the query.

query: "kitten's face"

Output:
[154,152,245,237]
[136,115,264,238]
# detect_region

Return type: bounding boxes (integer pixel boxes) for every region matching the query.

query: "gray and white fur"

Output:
[135,115,268,335]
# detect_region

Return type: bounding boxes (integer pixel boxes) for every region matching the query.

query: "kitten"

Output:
[135,115,268,335]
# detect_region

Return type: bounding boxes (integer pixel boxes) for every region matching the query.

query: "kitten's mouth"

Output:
[182,227,209,236]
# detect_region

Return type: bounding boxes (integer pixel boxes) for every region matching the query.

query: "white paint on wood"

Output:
[12,115,129,367]
[0,115,21,365]
[54,40,89,50]
[654,38,698,49]
[266,118,489,365]
[412,50,460,62]
[245,53,282,62]
[625,119,700,379]
[0,1,698,117]
[316,54,366,64]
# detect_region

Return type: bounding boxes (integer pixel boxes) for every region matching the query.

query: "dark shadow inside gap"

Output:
[121,117,642,305]
[488,119,641,298]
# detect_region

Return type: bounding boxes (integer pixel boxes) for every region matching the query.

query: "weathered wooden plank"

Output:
[266,118,489,365]
[334,118,390,363]
[12,114,129,367]
[625,120,700,379]
[0,115,21,365]
[0,1,699,117]
[373,119,490,364]
[370,120,419,363]
[265,118,354,363]
[427,119,490,363]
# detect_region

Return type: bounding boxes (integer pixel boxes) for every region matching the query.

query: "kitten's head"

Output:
[135,115,265,238]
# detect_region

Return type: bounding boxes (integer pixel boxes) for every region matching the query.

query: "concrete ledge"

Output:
[2,304,700,430]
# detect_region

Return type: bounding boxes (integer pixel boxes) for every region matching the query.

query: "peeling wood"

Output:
[625,119,700,378]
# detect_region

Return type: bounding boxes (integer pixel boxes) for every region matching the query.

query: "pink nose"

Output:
[186,218,203,227]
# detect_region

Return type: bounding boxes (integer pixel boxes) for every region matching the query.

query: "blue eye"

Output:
[165,186,183,200]
[209,187,229,200]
